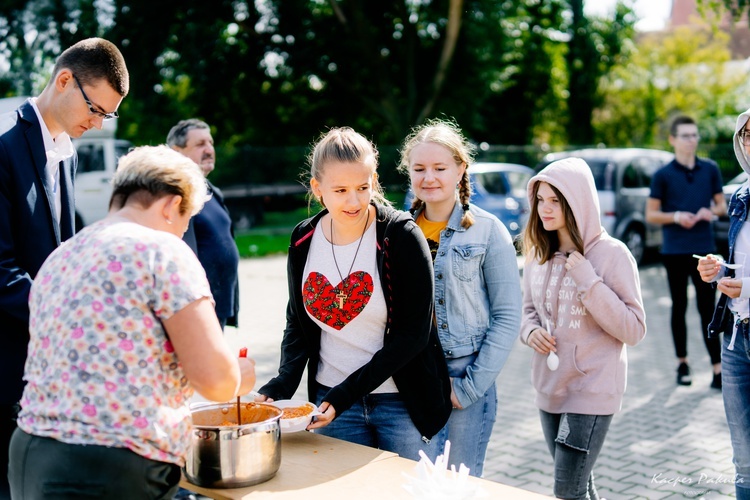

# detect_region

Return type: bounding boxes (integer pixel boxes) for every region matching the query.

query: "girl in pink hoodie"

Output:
[520,157,646,499]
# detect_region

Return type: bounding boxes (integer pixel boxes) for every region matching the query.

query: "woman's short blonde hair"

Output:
[110,145,208,216]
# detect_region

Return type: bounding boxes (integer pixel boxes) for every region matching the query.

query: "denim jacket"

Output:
[412,201,522,407]
[709,186,750,338]
[727,187,750,264]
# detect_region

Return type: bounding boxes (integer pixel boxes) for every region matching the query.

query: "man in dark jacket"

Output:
[0,38,128,498]
[168,119,240,329]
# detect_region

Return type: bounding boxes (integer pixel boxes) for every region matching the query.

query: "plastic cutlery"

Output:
[545,319,559,371]
[692,254,742,270]
[237,347,248,424]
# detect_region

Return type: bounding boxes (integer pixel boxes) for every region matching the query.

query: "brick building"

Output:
[669,0,750,59]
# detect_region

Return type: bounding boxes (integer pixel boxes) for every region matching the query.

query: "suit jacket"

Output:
[0,100,76,404]
[183,181,240,327]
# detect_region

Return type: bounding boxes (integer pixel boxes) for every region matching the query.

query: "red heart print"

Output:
[303,271,373,330]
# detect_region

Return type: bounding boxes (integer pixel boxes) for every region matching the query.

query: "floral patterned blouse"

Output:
[17,219,212,466]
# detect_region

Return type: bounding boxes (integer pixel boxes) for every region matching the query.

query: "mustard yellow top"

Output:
[415,212,448,261]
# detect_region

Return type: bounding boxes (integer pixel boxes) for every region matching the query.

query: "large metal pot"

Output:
[184,402,282,489]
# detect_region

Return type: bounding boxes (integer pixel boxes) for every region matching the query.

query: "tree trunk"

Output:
[417,0,463,124]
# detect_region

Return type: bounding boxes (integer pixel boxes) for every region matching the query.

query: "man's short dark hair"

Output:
[670,115,696,137]
[166,119,211,148]
[53,38,129,96]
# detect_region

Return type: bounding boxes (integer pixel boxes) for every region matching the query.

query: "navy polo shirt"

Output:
[649,157,723,255]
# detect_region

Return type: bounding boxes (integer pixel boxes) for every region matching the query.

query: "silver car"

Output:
[538,148,674,264]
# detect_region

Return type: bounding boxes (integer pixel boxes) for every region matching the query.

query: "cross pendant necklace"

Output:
[336,292,347,309]
[330,209,370,309]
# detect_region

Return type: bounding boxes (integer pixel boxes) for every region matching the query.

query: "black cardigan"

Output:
[259,203,451,439]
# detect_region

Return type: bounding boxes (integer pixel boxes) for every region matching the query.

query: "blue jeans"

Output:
[722,320,750,499]
[539,410,613,500]
[314,385,446,462]
[444,354,497,477]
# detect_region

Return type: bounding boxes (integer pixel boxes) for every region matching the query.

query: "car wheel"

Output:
[622,227,645,264]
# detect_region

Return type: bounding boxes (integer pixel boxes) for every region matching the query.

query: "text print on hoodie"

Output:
[520,157,647,416]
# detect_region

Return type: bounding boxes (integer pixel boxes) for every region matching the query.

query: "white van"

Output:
[72,127,132,228]
[0,97,133,230]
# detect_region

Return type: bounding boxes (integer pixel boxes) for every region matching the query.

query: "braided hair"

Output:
[398,118,476,228]
[457,169,473,228]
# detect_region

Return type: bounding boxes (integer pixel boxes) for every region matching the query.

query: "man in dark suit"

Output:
[168,119,240,329]
[0,38,128,498]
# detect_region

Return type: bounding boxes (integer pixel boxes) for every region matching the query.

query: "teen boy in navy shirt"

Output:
[646,115,726,389]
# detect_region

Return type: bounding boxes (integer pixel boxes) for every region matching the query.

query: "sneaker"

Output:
[677,362,692,386]
[711,372,722,390]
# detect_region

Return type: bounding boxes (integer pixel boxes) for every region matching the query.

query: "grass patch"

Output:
[235,207,311,258]
[234,192,407,258]
[259,206,314,228]
[236,232,291,257]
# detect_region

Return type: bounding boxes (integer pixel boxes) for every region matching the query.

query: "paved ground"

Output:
[217,256,737,499]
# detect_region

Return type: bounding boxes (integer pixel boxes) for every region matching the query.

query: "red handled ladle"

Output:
[237,347,247,425]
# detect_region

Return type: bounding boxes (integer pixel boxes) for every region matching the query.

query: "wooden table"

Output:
[180,431,551,499]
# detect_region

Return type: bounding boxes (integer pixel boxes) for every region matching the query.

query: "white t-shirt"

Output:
[730,216,750,320]
[30,97,73,225]
[302,221,396,393]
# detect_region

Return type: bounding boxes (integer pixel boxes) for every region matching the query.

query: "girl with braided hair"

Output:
[398,119,521,476]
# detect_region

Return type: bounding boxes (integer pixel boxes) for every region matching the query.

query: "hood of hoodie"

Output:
[527,157,604,254]
[735,109,750,176]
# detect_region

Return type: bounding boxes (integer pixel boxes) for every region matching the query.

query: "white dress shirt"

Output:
[29,98,74,225]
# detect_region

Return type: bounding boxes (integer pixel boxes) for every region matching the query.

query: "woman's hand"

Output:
[253,393,273,403]
[450,377,463,410]
[696,207,715,222]
[718,277,743,299]
[237,357,257,397]
[307,401,336,430]
[528,327,556,355]
[565,251,585,270]
[697,255,722,283]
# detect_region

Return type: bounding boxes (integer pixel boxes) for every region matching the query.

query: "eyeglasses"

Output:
[72,74,118,121]
[676,133,700,141]
[741,131,750,146]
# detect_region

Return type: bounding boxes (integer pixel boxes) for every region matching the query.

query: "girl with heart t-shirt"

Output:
[257,127,452,462]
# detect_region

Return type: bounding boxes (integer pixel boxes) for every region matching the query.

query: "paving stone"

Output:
[596,464,640,482]
[223,257,738,499]
[622,482,694,499]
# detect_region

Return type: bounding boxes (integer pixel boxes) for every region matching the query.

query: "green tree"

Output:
[565,0,635,145]
[0,1,639,185]
[0,0,107,96]
[594,25,743,146]
[697,0,750,20]
[466,0,565,145]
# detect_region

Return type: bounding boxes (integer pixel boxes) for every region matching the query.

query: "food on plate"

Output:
[280,404,314,419]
